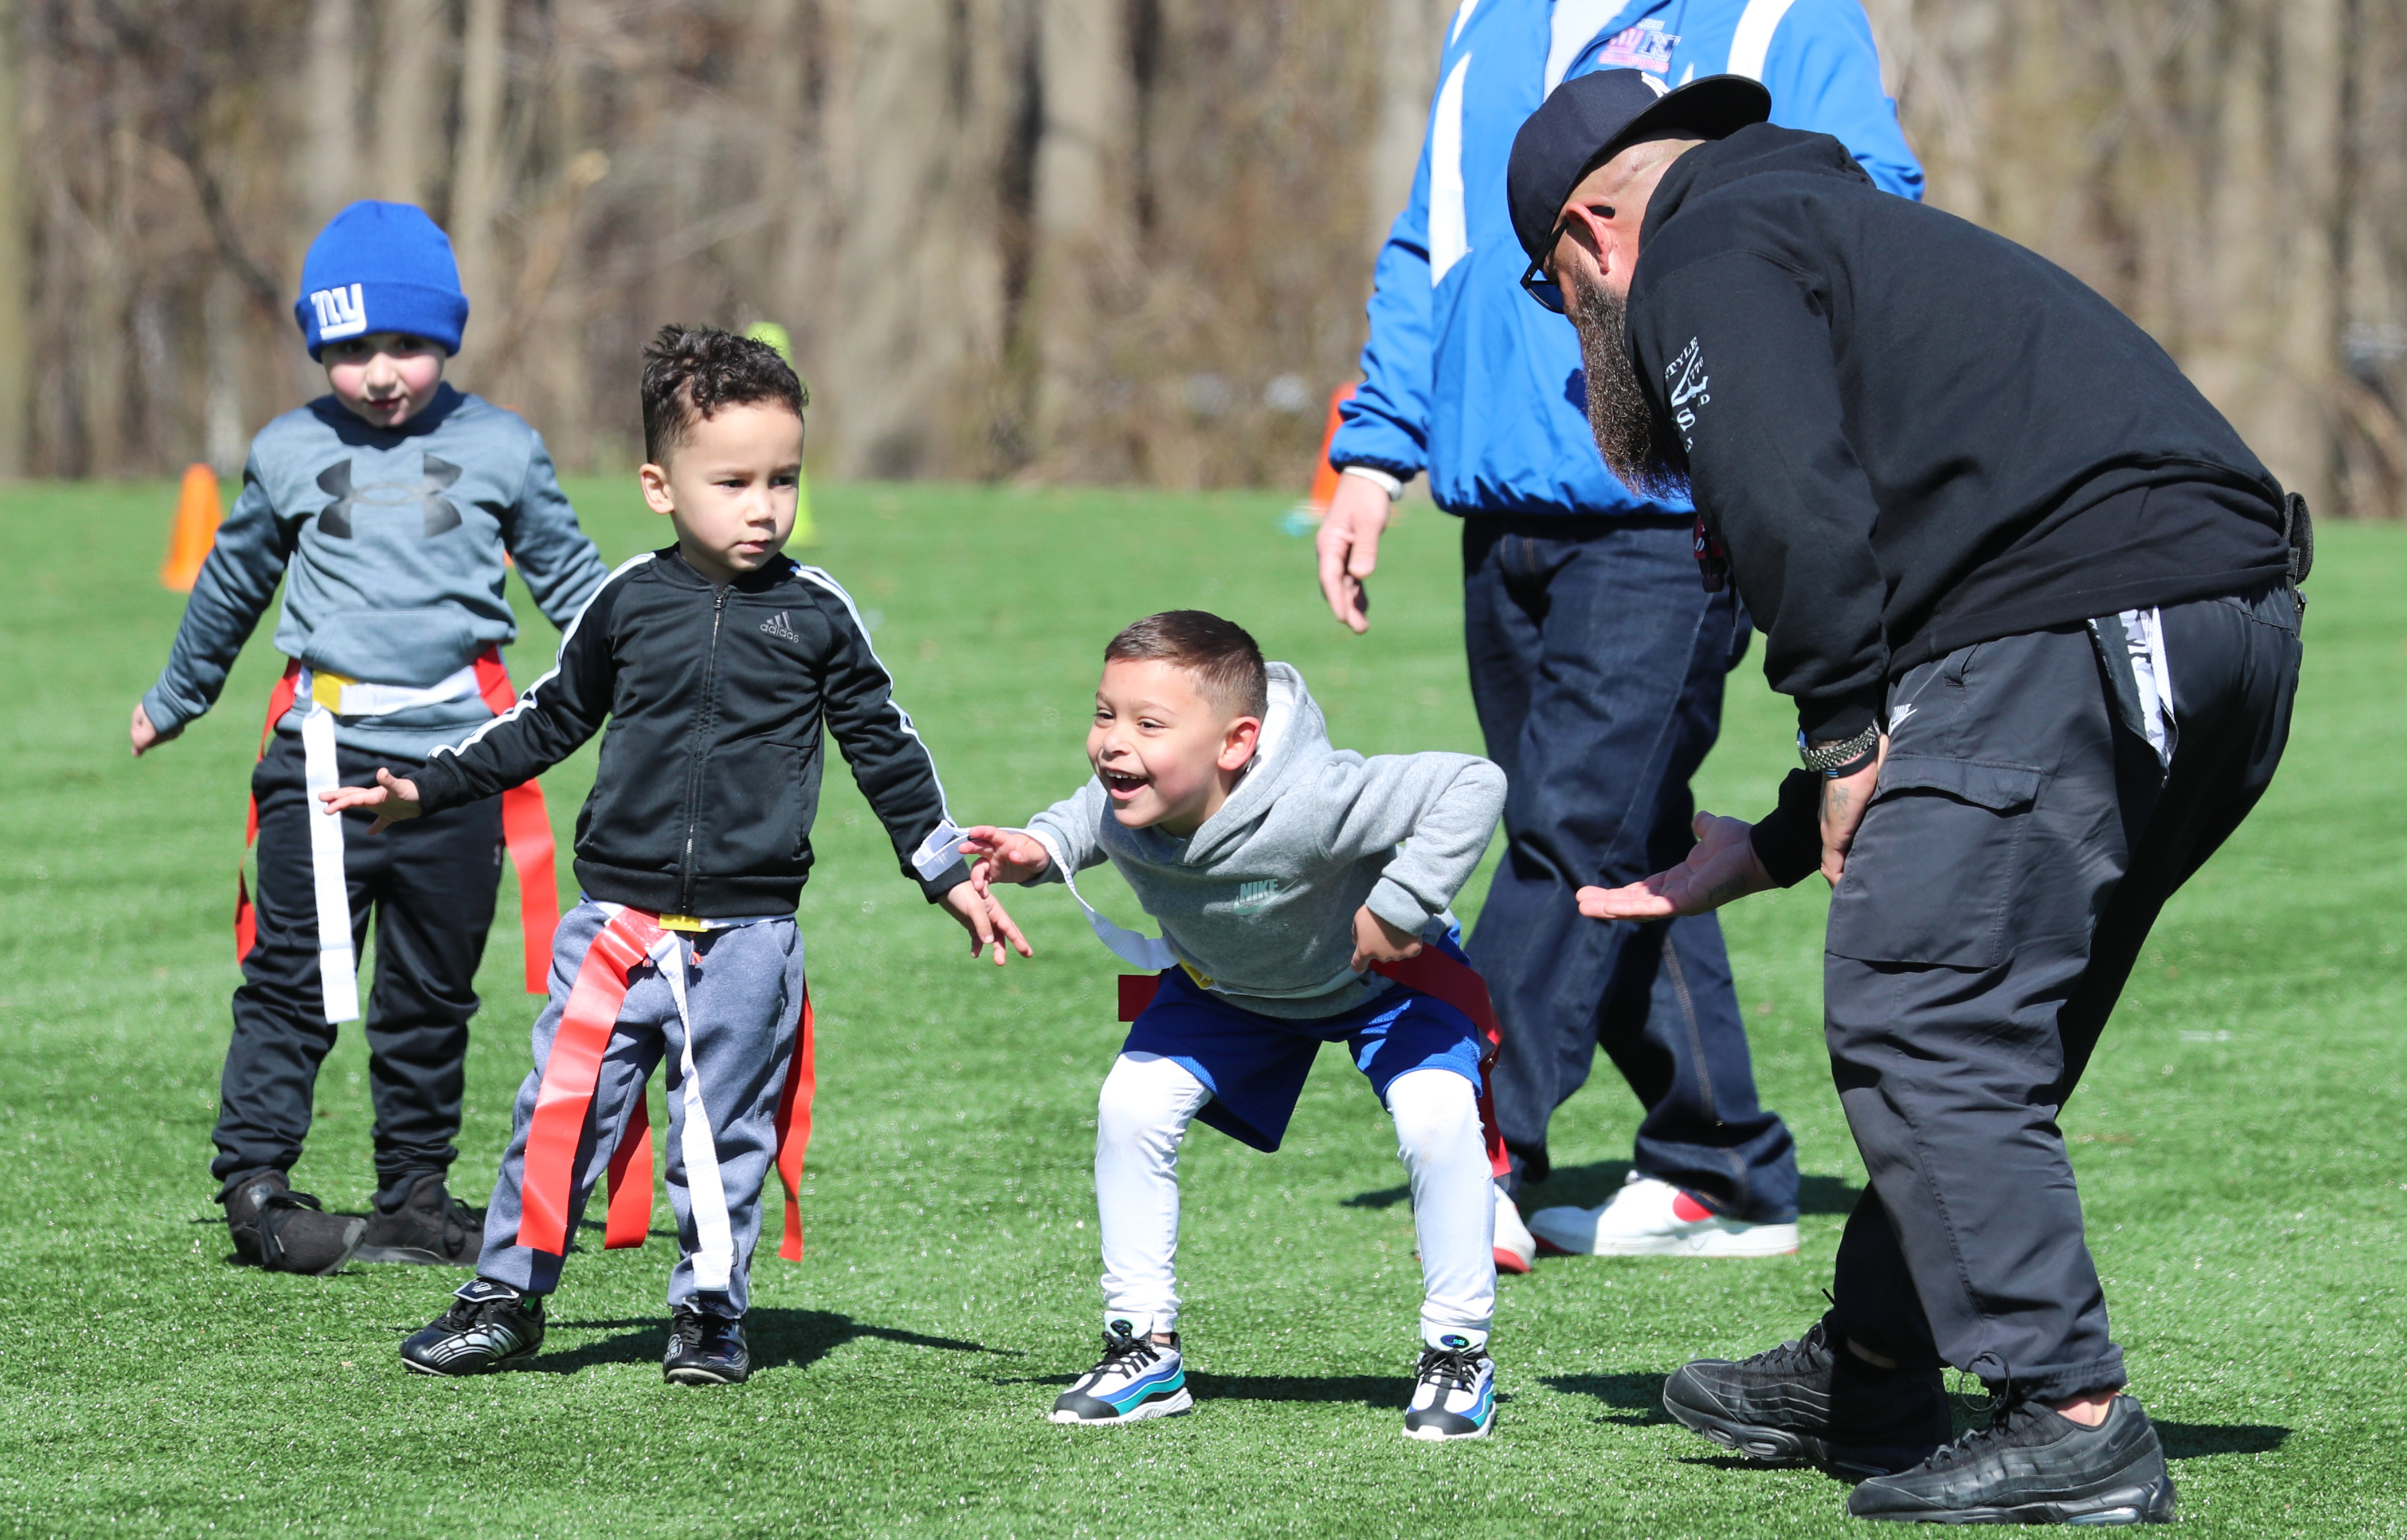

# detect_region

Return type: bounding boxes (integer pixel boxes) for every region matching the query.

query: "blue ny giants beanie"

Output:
[292,201,470,358]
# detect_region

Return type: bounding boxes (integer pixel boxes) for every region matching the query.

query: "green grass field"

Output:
[0,477,2400,1538]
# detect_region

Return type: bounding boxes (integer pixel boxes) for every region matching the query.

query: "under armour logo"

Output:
[308,283,368,340]
[759,611,800,643]
[315,456,464,539]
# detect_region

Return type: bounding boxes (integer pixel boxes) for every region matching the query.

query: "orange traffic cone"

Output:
[1306,383,1357,512]
[160,464,222,592]
[1282,383,1358,537]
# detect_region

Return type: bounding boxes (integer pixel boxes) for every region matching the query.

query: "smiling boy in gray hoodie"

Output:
[962,611,1510,1440]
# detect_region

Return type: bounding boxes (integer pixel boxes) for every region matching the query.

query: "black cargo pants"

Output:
[1821,583,2299,1402]
[211,730,504,1209]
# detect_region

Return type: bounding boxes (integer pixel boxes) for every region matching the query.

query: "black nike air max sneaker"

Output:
[663,1306,751,1386]
[1848,1394,2177,1525]
[1661,1317,1951,1478]
[222,1168,368,1276]
[1403,1336,1497,1441]
[1051,1322,1191,1424]
[401,1278,546,1376]
[356,1174,484,1266]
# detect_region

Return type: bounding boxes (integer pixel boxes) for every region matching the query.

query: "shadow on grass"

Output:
[2158,1421,2289,1459]
[1542,1373,1675,1427]
[528,1308,1005,1377]
[1346,1164,1861,1217]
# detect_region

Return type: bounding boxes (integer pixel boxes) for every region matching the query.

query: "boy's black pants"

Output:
[1821,583,2299,1402]
[211,730,503,1209]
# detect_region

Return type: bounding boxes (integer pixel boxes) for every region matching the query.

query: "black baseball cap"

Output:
[1506,69,1771,263]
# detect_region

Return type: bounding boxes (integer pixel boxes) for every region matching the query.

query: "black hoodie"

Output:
[1625,124,2290,747]
[411,548,970,919]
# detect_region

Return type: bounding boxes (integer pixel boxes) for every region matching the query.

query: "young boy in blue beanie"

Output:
[132,200,611,1275]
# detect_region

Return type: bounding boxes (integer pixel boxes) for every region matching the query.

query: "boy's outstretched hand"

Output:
[941,881,1033,967]
[1349,905,1424,973]
[958,827,1052,893]
[319,768,426,835]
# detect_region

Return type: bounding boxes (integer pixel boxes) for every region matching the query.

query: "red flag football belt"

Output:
[233,646,560,995]
[1116,949,1512,1179]
[514,906,817,1261]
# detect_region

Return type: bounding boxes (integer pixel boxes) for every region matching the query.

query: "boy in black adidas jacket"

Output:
[329,327,1026,1384]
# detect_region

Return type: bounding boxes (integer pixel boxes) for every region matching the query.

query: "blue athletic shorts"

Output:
[1121,936,1486,1153]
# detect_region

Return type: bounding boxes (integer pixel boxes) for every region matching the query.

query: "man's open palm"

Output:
[1577,811,1775,921]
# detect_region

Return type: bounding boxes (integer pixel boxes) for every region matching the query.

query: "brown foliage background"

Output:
[1,0,2402,516]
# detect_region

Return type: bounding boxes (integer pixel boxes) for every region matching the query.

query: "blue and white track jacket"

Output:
[1327,0,1924,518]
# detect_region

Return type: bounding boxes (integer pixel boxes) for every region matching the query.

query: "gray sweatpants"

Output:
[476,900,806,1315]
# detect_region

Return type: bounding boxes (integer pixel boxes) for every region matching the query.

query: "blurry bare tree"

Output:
[0,0,2399,516]
[1867,0,2407,517]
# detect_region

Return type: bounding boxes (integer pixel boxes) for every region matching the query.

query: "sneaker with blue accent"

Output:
[1404,1335,1496,1440]
[1050,1321,1192,1424]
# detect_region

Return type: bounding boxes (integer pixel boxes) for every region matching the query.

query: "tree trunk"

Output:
[0,0,29,477]
[1024,0,1132,466]
[2273,0,2343,512]
[1366,0,1446,261]
[307,0,358,228]
[450,0,504,345]
[821,0,1010,478]
[373,0,447,207]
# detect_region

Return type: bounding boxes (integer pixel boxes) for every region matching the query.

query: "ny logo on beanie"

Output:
[308,283,368,341]
[315,456,464,539]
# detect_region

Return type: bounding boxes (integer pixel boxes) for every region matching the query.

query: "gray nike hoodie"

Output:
[1022,663,1506,1020]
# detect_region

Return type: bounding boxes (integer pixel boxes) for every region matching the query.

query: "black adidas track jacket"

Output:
[412,548,970,918]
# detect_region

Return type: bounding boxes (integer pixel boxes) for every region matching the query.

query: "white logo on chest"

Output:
[1232,879,1280,916]
[1664,337,1710,450]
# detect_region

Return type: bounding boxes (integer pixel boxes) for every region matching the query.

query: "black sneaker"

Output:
[1848,1394,2177,1525]
[664,1306,751,1386]
[1661,1318,1950,1478]
[401,1279,546,1376]
[356,1174,484,1266]
[1050,1323,1191,1424]
[1403,1336,1497,1441]
[222,1168,367,1276]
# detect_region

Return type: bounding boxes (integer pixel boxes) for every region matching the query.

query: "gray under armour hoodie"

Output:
[140,385,608,760]
[1022,663,1506,1020]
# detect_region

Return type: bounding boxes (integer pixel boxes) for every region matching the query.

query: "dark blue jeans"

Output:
[1461,514,1797,1221]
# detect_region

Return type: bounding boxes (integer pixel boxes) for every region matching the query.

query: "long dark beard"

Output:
[1569,265,1689,501]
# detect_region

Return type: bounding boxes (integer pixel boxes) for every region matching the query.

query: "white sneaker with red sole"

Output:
[1527,1172,1798,1258]
[1493,1182,1535,1274]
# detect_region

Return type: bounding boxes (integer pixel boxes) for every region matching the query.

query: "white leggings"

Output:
[1093,1052,1496,1347]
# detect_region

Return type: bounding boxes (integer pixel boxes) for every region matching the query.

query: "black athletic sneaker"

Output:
[663,1306,752,1386]
[1848,1394,2177,1525]
[1403,1336,1497,1441]
[356,1174,485,1266]
[1661,1318,1951,1478]
[222,1168,367,1276]
[1050,1324,1191,1424]
[401,1279,546,1376]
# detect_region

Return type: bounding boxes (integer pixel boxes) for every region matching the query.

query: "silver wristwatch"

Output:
[1798,723,1879,776]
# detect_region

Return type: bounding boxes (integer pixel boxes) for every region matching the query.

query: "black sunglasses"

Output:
[1516,203,1614,315]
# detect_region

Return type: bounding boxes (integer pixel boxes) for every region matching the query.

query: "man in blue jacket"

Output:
[1317,0,1922,1265]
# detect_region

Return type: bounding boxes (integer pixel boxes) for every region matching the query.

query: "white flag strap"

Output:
[297,704,360,1023]
[648,931,736,1294]
[1022,827,1182,973]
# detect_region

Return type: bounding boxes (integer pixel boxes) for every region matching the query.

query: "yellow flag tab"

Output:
[309,671,356,712]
